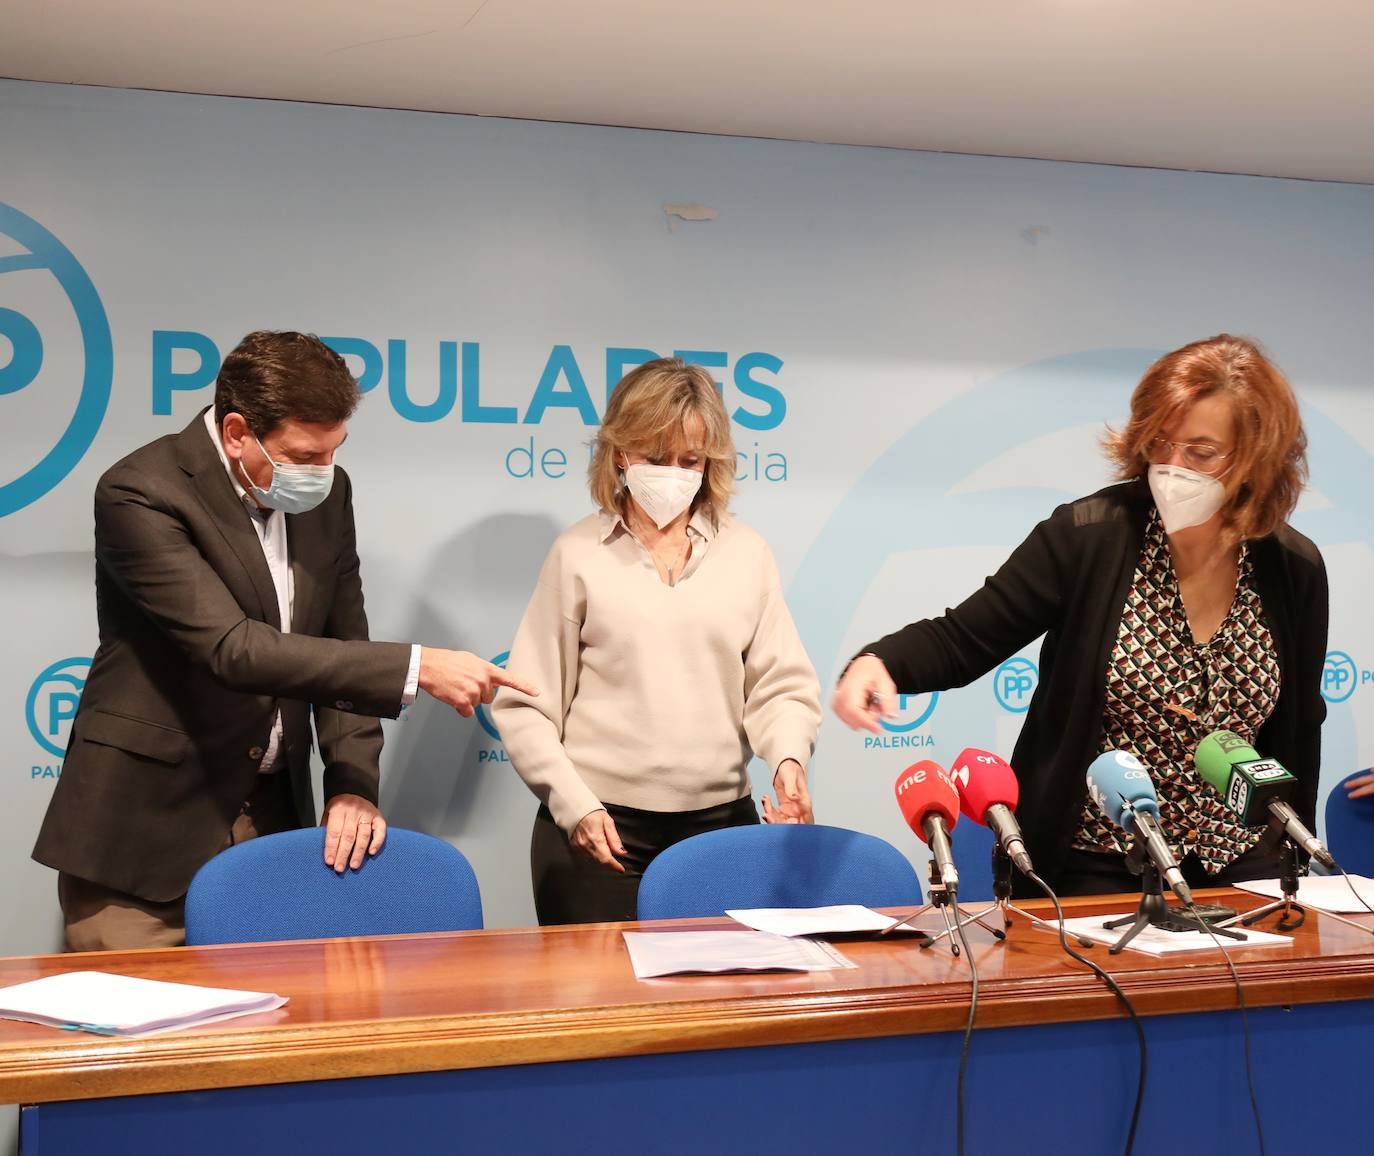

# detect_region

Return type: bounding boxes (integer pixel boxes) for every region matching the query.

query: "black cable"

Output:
[1336,863,1374,917]
[1026,870,1144,1156]
[1188,903,1265,1156]
[949,894,979,1156]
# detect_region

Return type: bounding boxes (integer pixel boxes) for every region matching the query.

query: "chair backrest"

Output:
[636,824,923,921]
[948,819,997,902]
[185,827,483,945]
[1324,772,1374,876]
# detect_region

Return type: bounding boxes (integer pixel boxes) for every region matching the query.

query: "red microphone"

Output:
[951,748,1035,875]
[894,760,960,894]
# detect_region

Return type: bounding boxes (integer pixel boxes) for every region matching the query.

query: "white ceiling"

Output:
[4,0,1373,184]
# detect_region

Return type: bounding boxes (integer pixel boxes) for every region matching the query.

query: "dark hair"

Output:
[213,331,361,435]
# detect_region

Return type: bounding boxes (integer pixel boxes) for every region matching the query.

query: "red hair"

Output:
[1104,334,1308,541]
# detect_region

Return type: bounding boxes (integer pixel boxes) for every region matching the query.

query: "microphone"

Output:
[1195,730,1335,870]
[894,760,960,895]
[1085,750,1195,905]
[950,748,1034,875]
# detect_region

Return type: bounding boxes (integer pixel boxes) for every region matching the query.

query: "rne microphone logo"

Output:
[993,656,1038,713]
[0,204,113,517]
[475,651,510,743]
[26,657,92,759]
[1322,651,1358,704]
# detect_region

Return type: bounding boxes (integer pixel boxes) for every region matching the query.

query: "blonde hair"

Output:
[589,358,736,521]
[1104,334,1308,542]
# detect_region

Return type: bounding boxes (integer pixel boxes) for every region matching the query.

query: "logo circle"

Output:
[1322,650,1358,704]
[475,651,510,741]
[25,657,92,758]
[879,691,940,734]
[0,203,113,517]
[993,656,1039,713]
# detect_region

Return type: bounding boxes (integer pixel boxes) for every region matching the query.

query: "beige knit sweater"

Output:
[493,508,822,833]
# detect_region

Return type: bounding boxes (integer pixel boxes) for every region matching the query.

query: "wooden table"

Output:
[4,888,1373,1154]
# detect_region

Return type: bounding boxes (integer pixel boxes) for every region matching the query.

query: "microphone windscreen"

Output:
[951,748,1019,823]
[1085,750,1159,830]
[894,761,959,843]
[1194,729,1260,794]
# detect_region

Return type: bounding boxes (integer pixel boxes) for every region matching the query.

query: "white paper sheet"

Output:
[1235,874,1374,914]
[725,905,929,937]
[622,930,857,978]
[0,971,288,1037]
[1040,915,1293,956]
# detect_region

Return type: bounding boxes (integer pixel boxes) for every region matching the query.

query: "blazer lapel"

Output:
[176,411,282,629]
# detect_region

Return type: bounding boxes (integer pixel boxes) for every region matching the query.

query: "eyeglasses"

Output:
[1146,437,1233,474]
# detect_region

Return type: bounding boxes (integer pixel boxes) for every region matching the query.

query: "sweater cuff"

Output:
[757,726,816,779]
[548,780,607,835]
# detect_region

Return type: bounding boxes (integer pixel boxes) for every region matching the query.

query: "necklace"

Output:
[656,537,691,585]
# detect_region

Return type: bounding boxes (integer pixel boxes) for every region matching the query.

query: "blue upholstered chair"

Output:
[635,823,923,920]
[948,819,997,902]
[185,827,483,945]
[1324,771,1374,877]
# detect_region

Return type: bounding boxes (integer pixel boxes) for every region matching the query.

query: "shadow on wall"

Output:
[379,513,562,926]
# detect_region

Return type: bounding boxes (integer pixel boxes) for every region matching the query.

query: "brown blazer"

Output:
[33,411,412,902]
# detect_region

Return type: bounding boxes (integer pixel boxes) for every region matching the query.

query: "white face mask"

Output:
[1148,464,1226,534]
[622,463,702,529]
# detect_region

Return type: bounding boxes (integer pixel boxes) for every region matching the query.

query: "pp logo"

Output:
[26,657,92,758]
[879,691,940,734]
[0,203,113,517]
[1322,651,1358,704]
[993,656,1038,713]
[475,651,510,742]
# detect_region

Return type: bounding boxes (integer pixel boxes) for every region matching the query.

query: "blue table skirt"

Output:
[23,999,1367,1155]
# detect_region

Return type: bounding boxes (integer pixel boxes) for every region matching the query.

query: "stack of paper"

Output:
[1041,915,1293,956]
[0,971,288,1037]
[1236,875,1374,914]
[622,930,856,978]
[725,905,930,937]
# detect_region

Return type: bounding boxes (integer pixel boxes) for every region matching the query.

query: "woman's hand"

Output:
[763,759,814,824]
[570,809,628,872]
[831,654,897,733]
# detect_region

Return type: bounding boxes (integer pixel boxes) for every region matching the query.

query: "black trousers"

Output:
[1056,839,1284,898]
[531,796,760,926]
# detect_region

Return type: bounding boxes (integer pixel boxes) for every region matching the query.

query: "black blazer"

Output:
[33,411,412,902]
[866,478,1329,893]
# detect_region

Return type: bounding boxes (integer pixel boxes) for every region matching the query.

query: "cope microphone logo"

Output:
[26,657,92,777]
[0,203,114,517]
[993,656,1038,713]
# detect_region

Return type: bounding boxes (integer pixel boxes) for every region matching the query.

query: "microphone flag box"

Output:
[1226,759,1297,827]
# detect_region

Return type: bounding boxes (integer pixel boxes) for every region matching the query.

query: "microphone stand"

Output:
[1101,843,1246,955]
[1219,836,1374,936]
[947,844,1058,936]
[881,859,999,955]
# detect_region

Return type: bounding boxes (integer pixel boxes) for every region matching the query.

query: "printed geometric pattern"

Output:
[1071,512,1280,873]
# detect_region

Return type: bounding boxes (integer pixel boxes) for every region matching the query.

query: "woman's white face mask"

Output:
[1148,463,1226,533]
[622,463,702,529]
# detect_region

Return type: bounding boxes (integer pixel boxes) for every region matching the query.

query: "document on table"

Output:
[1041,915,1293,956]
[622,931,857,978]
[1236,875,1374,914]
[0,971,288,1037]
[725,905,930,937]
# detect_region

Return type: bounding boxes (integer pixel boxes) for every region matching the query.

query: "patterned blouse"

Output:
[1071,512,1281,872]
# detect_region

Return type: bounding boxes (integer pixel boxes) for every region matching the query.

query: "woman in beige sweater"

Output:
[493,358,823,925]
